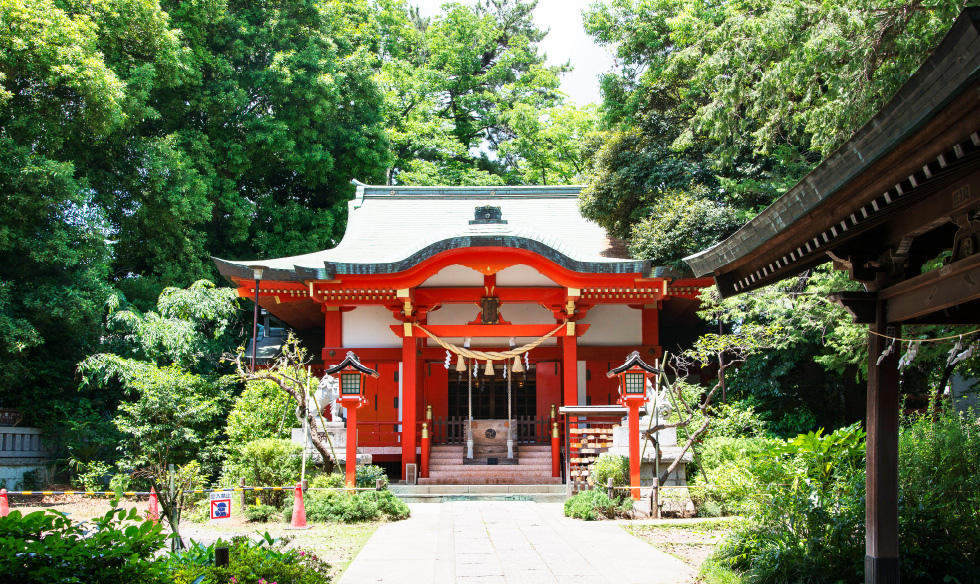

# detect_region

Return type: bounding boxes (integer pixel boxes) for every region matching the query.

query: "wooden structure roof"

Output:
[215,184,654,283]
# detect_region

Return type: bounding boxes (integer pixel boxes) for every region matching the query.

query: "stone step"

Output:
[395,492,567,503]
[391,484,566,495]
[417,475,563,486]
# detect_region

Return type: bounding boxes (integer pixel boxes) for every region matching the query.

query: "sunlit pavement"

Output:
[339,501,694,584]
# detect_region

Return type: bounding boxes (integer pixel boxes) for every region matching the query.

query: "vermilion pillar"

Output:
[401,335,418,479]
[344,404,358,487]
[562,331,578,406]
[627,401,642,499]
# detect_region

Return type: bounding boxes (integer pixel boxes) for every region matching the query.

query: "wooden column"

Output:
[866,300,900,584]
[627,401,641,500]
[344,403,358,487]
[401,335,418,479]
[324,307,342,347]
[562,330,578,406]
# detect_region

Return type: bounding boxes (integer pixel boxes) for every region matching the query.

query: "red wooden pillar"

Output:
[551,422,560,478]
[866,301,900,584]
[420,422,430,479]
[562,330,578,407]
[344,404,358,487]
[324,307,342,347]
[627,401,642,499]
[401,335,418,479]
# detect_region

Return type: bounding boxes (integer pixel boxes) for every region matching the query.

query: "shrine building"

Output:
[214,183,709,484]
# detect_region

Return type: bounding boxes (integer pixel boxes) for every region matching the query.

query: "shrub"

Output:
[355,464,389,489]
[284,489,410,523]
[245,504,280,523]
[897,405,980,583]
[563,489,630,521]
[225,438,302,507]
[591,454,628,499]
[226,380,295,448]
[690,436,780,516]
[713,424,866,583]
[0,508,168,584]
[169,533,330,584]
[310,473,345,489]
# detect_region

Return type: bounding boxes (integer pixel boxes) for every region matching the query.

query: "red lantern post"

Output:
[607,351,660,500]
[324,352,379,487]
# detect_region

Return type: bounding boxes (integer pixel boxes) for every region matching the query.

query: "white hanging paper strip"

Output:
[877,340,895,366]
[952,344,974,366]
[444,350,451,370]
[948,336,964,366]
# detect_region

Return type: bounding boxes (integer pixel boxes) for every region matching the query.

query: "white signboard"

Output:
[209,492,233,523]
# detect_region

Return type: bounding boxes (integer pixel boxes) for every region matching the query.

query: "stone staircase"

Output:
[418,444,562,486]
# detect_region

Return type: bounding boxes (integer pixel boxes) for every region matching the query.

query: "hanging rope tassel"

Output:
[512,355,524,373]
[485,360,495,376]
[456,355,467,372]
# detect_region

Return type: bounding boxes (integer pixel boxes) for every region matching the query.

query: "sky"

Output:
[408,0,617,106]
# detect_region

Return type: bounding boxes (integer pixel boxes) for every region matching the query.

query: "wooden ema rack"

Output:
[568,425,617,493]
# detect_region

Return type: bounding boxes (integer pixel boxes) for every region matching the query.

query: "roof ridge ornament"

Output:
[470,205,507,225]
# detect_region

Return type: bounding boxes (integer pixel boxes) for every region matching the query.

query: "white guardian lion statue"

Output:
[295,374,343,427]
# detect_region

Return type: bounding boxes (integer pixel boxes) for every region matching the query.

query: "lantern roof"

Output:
[606,351,662,377]
[324,351,380,378]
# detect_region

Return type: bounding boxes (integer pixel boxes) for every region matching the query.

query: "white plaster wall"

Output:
[578,305,642,346]
[495,264,559,287]
[419,264,484,287]
[342,305,401,348]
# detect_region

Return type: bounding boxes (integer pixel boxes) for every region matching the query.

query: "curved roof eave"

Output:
[214,235,655,283]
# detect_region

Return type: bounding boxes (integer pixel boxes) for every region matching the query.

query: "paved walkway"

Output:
[339,502,695,584]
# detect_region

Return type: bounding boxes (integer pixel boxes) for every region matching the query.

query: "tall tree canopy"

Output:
[580,0,976,269]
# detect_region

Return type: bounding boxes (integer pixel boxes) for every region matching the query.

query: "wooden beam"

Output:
[881,251,980,323]
[829,291,877,324]
[390,323,590,338]
[414,287,566,306]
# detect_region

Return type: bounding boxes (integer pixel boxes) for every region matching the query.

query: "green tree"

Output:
[78,281,240,549]
[0,0,130,418]
[378,0,569,185]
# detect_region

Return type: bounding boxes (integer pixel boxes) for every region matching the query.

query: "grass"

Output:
[622,518,744,583]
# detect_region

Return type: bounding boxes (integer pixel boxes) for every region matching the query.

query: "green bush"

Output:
[284,489,410,523]
[563,489,630,521]
[225,438,302,507]
[713,424,867,583]
[310,473,345,489]
[0,508,168,583]
[245,504,280,523]
[169,533,330,584]
[690,436,780,516]
[226,380,295,448]
[591,454,629,499]
[355,464,389,489]
[897,406,980,583]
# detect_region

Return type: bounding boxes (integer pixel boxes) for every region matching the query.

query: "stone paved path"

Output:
[339,501,695,584]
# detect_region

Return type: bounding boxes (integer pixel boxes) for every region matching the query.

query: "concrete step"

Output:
[390,483,568,503]
[417,475,563,486]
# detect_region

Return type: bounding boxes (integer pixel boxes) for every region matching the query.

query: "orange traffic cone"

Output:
[0,488,8,517]
[286,482,311,530]
[147,487,159,523]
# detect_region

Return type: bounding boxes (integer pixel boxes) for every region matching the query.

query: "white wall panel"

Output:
[342,305,400,348]
[579,305,642,346]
